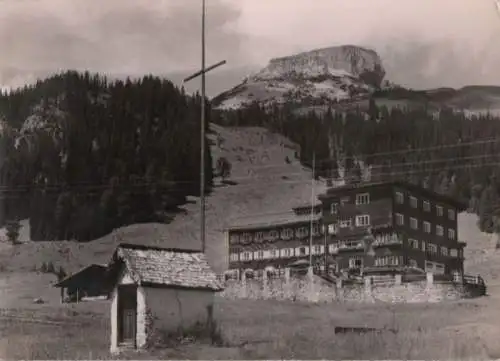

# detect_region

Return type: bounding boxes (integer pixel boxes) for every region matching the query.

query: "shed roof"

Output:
[109,243,223,292]
[53,264,108,288]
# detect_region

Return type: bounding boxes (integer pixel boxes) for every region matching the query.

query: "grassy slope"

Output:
[0,123,325,274]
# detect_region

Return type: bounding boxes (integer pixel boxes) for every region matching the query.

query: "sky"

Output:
[1,0,500,94]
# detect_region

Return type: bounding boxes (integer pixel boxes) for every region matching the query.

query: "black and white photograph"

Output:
[1,0,500,359]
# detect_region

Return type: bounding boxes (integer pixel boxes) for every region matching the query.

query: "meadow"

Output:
[1,272,500,359]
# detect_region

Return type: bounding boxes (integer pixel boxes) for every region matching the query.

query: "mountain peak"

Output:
[213,45,385,110]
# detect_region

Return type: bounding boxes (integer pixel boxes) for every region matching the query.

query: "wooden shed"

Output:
[53,264,110,303]
[107,243,224,353]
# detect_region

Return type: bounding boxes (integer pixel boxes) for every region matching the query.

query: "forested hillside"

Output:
[215,100,500,234]
[0,71,215,242]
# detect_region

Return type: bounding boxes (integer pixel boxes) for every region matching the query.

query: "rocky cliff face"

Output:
[213,45,386,110]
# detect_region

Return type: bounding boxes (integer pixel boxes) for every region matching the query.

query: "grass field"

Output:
[1,123,500,359]
[0,283,498,360]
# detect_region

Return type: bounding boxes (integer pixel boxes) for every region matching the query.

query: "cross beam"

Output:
[183,60,227,84]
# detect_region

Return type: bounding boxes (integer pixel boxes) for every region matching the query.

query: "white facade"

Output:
[110,268,215,353]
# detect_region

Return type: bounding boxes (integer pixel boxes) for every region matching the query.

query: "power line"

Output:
[222,160,500,221]
[3,142,500,192]
[3,134,500,192]
[1,153,500,195]
[232,136,500,170]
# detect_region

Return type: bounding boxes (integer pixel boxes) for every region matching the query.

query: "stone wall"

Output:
[220,270,466,304]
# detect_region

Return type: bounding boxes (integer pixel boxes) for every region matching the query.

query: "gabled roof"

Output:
[53,264,108,288]
[109,243,223,292]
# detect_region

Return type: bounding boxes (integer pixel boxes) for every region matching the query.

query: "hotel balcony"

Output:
[372,232,403,248]
[336,241,365,252]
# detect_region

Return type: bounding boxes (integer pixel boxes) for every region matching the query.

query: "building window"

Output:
[423,200,431,212]
[255,232,264,242]
[269,230,278,239]
[270,249,278,258]
[436,205,444,217]
[436,225,444,237]
[409,196,418,208]
[395,213,404,226]
[356,193,370,205]
[409,238,419,249]
[409,259,418,268]
[312,224,320,235]
[339,218,352,228]
[423,221,431,233]
[256,250,264,260]
[395,191,404,204]
[349,256,363,268]
[296,227,308,238]
[356,215,370,227]
[330,202,338,214]
[242,233,252,244]
[299,247,306,256]
[427,244,438,254]
[410,217,418,230]
[375,256,400,266]
[328,244,338,253]
[340,197,350,205]
[450,249,458,257]
[230,253,238,262]
[283,248,292,257]
[229,234,240,244]
[448,228,456,240]
[421,241,426,252]
[314,245,322,254]
[328,223,338,234]
[243,252,251,261]
[441,247,448,256]
[448,208,456,221]
[282,229,293,239]
[425,261,445,275]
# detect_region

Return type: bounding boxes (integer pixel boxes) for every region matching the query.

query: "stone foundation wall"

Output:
[220,279,465,304]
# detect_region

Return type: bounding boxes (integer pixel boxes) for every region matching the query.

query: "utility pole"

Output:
[309,152,316,268]
[183,0,226,253]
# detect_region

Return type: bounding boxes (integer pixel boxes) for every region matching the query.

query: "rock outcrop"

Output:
[213,45,386,110]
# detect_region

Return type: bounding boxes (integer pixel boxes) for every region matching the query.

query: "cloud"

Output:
[0,0,246,88]
[233,0,500,89]
[2,0,500,90]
